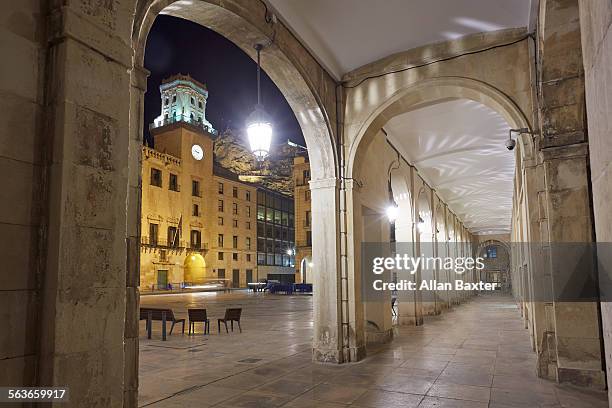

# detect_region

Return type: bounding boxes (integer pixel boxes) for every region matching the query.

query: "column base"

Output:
[313,345,367,363]
[313,347,342,363]
[366,328,393,344]
[557,367,606,390]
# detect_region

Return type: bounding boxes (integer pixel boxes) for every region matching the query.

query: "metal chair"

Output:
[217,308,242,333]
[188,308,210,335]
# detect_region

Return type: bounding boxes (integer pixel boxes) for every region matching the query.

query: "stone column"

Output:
[579,0,612,400]
[311,178,361,362]
[536,0,605,388]
[38,5,133,405]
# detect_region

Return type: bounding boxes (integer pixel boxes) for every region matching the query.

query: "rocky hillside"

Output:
[213,128,302,196]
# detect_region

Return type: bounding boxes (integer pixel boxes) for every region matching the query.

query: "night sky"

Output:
[143,15,304,147]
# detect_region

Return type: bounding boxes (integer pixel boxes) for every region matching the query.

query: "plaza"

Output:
[138,292,607,407]
[4,0,612,406]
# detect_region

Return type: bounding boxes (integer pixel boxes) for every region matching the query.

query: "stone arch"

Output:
[346,76,533,179]
[128,0,348,364]
[131,0,337,181]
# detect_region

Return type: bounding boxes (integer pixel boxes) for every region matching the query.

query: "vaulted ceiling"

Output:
[385,99,514,234]
[267,1,528,235]
[268,0,533,78]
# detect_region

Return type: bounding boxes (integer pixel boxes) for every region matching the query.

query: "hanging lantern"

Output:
[246,43,273,161]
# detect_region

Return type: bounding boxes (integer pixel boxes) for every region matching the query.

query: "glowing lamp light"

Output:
[308,262,314,267]
[246,105,272,161]
[246,43,273,161]
[386,204,399,222]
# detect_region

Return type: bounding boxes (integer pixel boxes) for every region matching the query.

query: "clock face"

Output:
[191,144,204,161]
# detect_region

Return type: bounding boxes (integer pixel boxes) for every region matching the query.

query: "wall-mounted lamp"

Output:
[417,216,427,233]
[386,204,399,222]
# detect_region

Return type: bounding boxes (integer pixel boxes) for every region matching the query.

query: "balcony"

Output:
[140,236,208,252]
[150,114,218,135]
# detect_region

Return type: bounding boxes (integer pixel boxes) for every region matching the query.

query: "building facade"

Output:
[140,75,257,290]
[256,187,296,283]
[293,155,312,283]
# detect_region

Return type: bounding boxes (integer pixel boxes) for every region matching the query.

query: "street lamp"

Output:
[246,43,273,161]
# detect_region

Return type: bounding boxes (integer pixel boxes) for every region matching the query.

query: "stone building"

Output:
[293,154,312,283]
[5,1,612,406]
[140,75,257,289]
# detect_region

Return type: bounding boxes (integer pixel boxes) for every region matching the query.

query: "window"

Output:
[218,252,224,260]
[190,230,201,249]
[307,231,312,246]
[305,190,311,201]
[198,100,203,109]
[257,205,265,220]
[246,254,251,262]
[218,182,224,194]
[218,268,225,278]
[486,246,497,258]
[172,95,176,103]
[218,217,224,226]
[164,97,169,106]
[233,235,238,249]
[150,168,162,187]
[159,250,167,262]
[232,253,238,261]
[305,211,311,227]
[218,234,224,247]
[192,180,200,197]
[303,169,310,183]
[246,191,251,201]
[190,96,195,105]
[246,206,251,217]
[232,202,238,215]
[232,219,238,228]
[169,173,179,191]
[149,223,158,245]
[193,204,199,217]
[218,199,224,212]
[246,221,251,230]
[246,237,251,250]
[257,253,265,265]
[233,186,238,198]
[167,226,178,247]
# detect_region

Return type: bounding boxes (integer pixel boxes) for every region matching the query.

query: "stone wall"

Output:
[579,0,612,400]
[0,0,46,388]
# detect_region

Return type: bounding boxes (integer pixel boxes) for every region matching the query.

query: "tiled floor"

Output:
[138,292,608,407]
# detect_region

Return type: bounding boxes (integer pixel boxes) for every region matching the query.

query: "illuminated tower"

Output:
[153,73,215,133]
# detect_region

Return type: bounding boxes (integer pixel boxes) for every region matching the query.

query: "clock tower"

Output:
[146,75,218,283]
